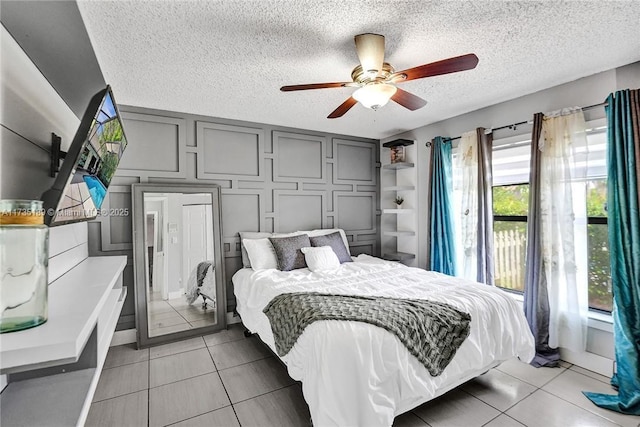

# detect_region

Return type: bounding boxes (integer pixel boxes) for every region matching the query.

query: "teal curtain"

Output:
[429,136,456,275]
[584,89,640,415]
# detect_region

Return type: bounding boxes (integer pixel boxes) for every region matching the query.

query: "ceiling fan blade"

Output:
[391,88,427,111]
[392,53,479,82]
[280,82,353,91]
[354,33,385,77]
[328,97,358,119]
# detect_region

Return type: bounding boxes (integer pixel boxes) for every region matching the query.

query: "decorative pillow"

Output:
[242,238,278,270]
[303,228,351,255]
[309,231,352,263]
[269,234,311,271]
[301,246,340,272]
[239,232,272,268]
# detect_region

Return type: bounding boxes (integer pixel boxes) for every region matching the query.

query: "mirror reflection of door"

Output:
[143,192,217,338]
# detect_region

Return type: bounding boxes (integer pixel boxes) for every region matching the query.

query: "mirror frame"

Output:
[132,183,226,348]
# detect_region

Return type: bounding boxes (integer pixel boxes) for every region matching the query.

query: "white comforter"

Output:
[233,255,535,427]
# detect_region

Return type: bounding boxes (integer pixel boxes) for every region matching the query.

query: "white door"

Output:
[182,205,214,289]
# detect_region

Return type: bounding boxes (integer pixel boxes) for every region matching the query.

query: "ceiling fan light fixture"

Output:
[353,84,397,110]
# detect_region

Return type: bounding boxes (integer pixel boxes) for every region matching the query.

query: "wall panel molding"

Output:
[197,122,264,181]
[333,191,377,233]
[272,131,326,183]
[274,190,326,232]
[97,185,133,251]
[92,105,379,314]
[118,112,187,178]
[333,138,376,185]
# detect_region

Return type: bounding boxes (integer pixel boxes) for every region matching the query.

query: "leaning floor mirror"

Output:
[132,183,226,348]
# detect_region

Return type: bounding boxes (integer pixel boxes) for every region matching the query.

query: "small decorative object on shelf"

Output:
[390,145,405,164]
[0,200,49,333]
[394,196,404,208]
[383,138,414,165]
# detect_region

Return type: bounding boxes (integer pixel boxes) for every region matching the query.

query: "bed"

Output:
[233,231,535,426]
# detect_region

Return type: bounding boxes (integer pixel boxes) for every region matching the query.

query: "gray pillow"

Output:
[239,231,272,268]
[269,234,311,271]
[310,232,352,263]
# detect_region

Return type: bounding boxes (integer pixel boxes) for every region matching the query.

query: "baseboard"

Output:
[560,347,614,377]
[168,290,183,300]
[110,329,137,346]
[110,313,241,347]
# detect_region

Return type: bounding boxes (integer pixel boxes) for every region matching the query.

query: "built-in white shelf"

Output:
[0,255,127,427]
[384,231,416,237]
[383,208,413,214]
[383,251,416,262]
[382,162,414,170]
[381,139,418,267]
[383,185,415,192]
[0,256,127,373]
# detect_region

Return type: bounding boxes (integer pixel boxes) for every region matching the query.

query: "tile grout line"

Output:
[471,364,609,423]
[568,365,613,385]
[537,369,627,426]
[203,336,247,347]
[495,364,568,389]
[91,387,150,404]
[214,355,275,373]
[163,404,236,427]
[532,386,629,426]
[229,382,300,406]
[149,370,218,390]
[149,344,208,361]
[103,358,150,371]
[205,341,243,427]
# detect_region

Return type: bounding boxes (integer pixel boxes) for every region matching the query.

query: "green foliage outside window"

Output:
[491,181,612,312]
[586,180,611,312]
[493,185,529,217]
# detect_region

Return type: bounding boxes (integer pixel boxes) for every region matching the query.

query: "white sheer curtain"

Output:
[539,108,589,352]
[453,130,478,281]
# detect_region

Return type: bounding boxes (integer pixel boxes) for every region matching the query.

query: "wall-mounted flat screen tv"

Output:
[42,85,128,226]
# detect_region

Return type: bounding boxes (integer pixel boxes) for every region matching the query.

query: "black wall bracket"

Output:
[50,132,67,177]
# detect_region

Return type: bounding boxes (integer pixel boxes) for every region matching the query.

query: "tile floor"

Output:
[147,291,217,337]
[88,324,640,427]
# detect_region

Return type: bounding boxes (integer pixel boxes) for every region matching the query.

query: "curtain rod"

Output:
[431,101,608,145]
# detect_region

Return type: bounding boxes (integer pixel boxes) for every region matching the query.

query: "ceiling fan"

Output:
[280,33,479,119]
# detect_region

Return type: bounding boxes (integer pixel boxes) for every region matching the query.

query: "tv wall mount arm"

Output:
[50,132,66,177]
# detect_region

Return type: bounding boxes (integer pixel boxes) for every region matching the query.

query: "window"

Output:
[582,123,612,313]
[491,135,531,293]
[586,181,612,313]
[490,121,613,313]
[493,184,528,292]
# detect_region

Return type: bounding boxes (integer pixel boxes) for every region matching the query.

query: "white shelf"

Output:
[382,162,414,170]
[0,255,127,427]
[383,185,415,192]
[381,141,418,267]
[383,251,416,262]
[0,256,127,374]
[383,209,413,214]
[384,231,416,237]
[1,368,95,426]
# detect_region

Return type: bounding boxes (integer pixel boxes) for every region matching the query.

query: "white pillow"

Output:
[301,246,340,272]
[302,229,351,255]
[242,238,278,270]
[239,231,272,268]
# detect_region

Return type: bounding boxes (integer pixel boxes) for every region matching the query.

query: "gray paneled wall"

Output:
[88,106,380,327]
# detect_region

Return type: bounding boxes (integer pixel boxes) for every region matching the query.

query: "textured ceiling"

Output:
[77,0,640,139]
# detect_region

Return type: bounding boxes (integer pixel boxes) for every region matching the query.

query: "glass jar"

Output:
[0,200,49,333]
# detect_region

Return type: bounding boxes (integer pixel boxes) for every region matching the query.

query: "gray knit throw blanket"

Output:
[263,292,471,376]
